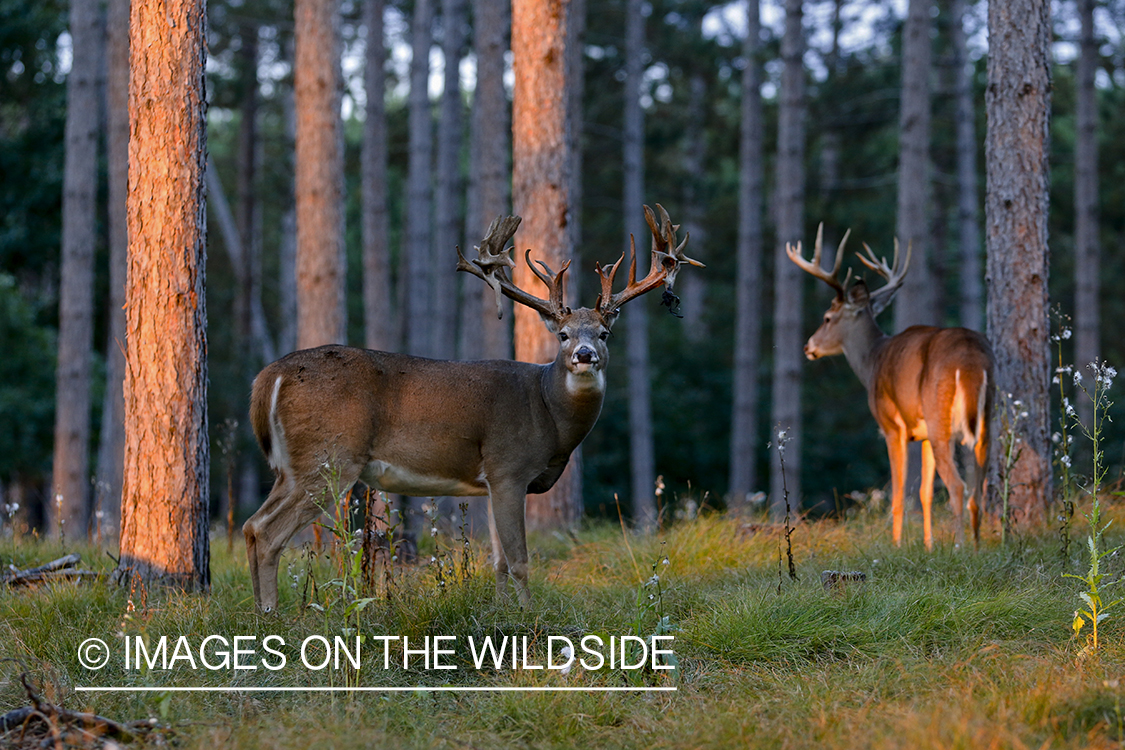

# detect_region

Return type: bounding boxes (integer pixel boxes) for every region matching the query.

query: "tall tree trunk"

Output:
[729,0,763,510]
[511,0,581,530]
[405,0,434,358]
[623,0,654,531]
[1074,0,1099,427]
[364,0,393,352]
[951,0,982,332]
[95,0,129,538]
[115,0,209,589]
[461,0,511,361]
[295,0,346,350]
[53,0,102,538]
[679,72,707,342]
[433,0,466,359]
[985,0,1051,523]
[769,0,805,519]
[893,0,933,332]
[279,38,298,355]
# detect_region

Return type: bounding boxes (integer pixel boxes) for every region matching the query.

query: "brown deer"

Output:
[243,205,701,611]
[788,226,994,550]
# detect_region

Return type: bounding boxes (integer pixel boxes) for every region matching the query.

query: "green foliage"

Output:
[0,274,55,482]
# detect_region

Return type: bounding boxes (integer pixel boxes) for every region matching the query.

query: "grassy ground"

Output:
[3,506,1125,749]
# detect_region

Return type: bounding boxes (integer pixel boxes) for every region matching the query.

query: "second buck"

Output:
[243,205,702,611]
[789,226,994,549]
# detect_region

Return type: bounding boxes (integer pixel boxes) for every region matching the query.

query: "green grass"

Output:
[3,506,1125,749]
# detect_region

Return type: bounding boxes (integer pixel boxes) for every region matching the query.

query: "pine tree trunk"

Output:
[95,0,129,538]
[893,0,933,332]
[405,0,434,358]
[512,0,581,530]
[295,0,346,350]
[279,42,298,356]
[728,0,763,510]
[622,0,654,531]
[951,0,983,333]
[461,0,511,361]
[769,0,805,518]
[363,0,393,352]
[115,0,209,589]
[52,0,101,538]
[679,72,707,342]
[985,0,1052,523]
[1074,0,1099,427]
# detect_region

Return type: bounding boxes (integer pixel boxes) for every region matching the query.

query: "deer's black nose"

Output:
[575,346,597,364]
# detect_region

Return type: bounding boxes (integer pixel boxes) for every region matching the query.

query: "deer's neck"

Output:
[542,358,606,452]
[841,310,891,390]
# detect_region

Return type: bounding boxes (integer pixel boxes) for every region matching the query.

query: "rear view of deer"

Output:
[789,226,994,549]
[243,205,702,611]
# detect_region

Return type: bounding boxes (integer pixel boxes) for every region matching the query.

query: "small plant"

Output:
[772,425,798,592]
[1052,309,1078,559]
[624,543,679,683]
[996,392,1026,546]
[1064,359,1120,656]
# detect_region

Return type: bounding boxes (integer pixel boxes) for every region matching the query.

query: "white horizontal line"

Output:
[76,686,676,693]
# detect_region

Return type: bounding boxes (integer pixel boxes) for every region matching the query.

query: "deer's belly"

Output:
[361,460,488,497]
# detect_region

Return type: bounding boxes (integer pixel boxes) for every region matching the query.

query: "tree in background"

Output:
[51,0,101,538]
[404,0,434,357]
[1074,0,1100,427]
[295,0,345,349]
[433,0,467,359]
[363,0,392,352]
[623,0,654,531]
[986,0,1052,523]
[770,0,806,518]
[511,0,582,529]
[462,0,512,361]
[115,0,209,589]
[729,0,764,510]
[894,0,933,331]
[94,0,129,538]
[951,0,983,333]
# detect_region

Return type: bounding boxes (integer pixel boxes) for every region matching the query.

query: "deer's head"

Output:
[457,205,703,381]
[787,224,912,360]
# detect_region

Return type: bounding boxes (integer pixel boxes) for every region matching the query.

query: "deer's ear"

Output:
[847,280,870,308]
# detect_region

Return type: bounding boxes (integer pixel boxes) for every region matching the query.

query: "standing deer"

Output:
[243,205,701,611]
[788,226,994,549]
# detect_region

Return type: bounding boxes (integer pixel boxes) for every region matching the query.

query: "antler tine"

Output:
[786,222,848,299]
[597,204,702,317]
[456,214,567,321]
[859,238,913,316]
[527,251,572,315]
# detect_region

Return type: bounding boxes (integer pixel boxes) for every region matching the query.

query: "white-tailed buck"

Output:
[788,226,994,549]
[243,205,702,611]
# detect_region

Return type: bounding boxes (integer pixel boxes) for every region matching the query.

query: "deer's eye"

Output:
[559,332,569,342]
[824,315,831,324]
[599,331,609,341]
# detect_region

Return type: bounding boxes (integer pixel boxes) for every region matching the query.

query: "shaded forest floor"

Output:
[2,505,1125,749]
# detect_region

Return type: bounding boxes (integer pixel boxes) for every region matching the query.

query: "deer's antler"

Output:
[785,223,853,300]
[595,203,704,318]
[858,238,911,316]
[457,215,571,322]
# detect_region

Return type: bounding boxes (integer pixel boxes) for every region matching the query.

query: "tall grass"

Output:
[2,505,1124,749]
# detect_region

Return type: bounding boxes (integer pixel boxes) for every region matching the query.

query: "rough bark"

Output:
[295,0,346,349]
[985,0,1052,523]
[461,0,511,361]
[893,0,933,332]
[1074,0,1099,427]
[52,0,102,538]
[433,0,466,359]
[94,0,129,537]
[769,0,805,518]
[512,0,581,529]
[729,0,763,510]
[623,0,654,531]
[115,0,209,589]
[679,72,707,342]
[405,0,434,358]
[363,0,393,352]
[951,0,983,332]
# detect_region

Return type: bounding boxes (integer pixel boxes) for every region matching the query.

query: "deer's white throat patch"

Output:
[565,368,605,396]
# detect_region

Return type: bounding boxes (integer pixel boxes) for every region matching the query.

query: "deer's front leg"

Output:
[885,430,908,547]
[487,494,509,590]
[488,482,530,607]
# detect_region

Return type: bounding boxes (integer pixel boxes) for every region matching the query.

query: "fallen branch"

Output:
[1,554,103,588]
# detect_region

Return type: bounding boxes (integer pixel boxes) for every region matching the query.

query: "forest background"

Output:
[1,0,1122,536]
